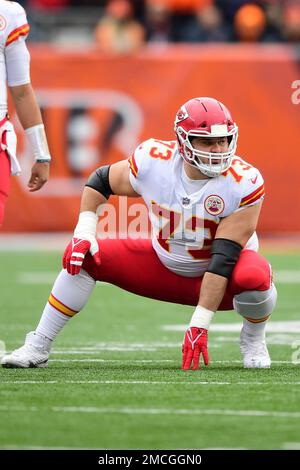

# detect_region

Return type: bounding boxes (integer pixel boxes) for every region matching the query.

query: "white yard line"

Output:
[1,380,300,386]
[51,345,181,351]
[0,404,299,419]
[49,359,174,363]
[6,342,223,353]
[47,359,295,364]
[49,346,222,353]
[53,343,182,349]
[5,330,298,357]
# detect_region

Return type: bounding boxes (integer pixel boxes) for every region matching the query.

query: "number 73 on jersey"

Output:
[150,201,218,260]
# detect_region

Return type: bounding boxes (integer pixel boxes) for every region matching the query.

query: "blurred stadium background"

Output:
[0,0,300,451]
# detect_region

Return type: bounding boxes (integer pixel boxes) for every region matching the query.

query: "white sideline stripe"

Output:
[1,380,300,386]
[0,404,299,419]
[16,270,300,285]
[163,321,300,333]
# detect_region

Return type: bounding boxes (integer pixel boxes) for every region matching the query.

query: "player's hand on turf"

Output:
[182,327,209,370]
[62,235,100,275]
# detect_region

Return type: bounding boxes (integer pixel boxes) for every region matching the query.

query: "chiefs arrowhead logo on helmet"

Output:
[175,106,189,125]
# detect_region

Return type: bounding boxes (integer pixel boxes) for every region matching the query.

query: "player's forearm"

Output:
[75,177,111,238]
[9,84,43,129]
[10,84,51,164]
[80,186,107,214]
[188,272,228,330]
[189,272,228,330]
[198,272,228,311]
[72,187,106,240]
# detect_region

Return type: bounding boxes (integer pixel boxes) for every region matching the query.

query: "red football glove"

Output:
[62,237,101,275]
[182,327,209,370]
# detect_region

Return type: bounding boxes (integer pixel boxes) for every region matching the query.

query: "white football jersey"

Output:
[0,1,30,118]
[129,138,264,277]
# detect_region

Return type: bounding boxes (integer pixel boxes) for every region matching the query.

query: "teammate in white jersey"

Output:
[1,97,277,370]
[0,0,51,225]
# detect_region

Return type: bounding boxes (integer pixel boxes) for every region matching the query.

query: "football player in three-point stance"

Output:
[0,0,51,226]
[1,97,277,370]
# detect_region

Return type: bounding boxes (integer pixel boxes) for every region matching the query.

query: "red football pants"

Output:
[0,133,10,226]
[82,239,272,310]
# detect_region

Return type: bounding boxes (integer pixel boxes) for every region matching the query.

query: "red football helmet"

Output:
[174,97,238,177]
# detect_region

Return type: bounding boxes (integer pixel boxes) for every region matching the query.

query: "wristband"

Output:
[74,211,98,237]
[189,305,215,330]
[25,124,51,162]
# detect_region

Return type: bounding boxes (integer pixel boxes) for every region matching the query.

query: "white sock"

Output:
[242,318,267,338]
[34,269,95,345]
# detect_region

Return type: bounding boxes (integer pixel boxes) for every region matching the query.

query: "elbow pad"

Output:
[85,165,114,200]
[207,238,242,279]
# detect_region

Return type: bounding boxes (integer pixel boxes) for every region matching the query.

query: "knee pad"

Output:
[233,282,277,321]
[231,250,273,292]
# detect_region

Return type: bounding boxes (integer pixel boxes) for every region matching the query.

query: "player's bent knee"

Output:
[233,283,277,321]
[231,250,272,292]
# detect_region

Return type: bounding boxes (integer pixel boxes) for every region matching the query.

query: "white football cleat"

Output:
[240,327,271,369]
[1,332,50,369]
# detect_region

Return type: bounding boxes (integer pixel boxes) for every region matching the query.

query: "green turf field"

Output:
[0,251,299,450]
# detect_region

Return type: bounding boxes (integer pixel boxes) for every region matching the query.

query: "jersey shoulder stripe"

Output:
[5,23,30,46]
[239,183,265,207]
